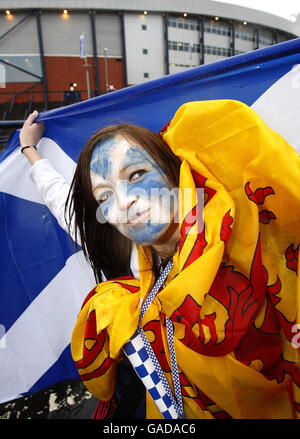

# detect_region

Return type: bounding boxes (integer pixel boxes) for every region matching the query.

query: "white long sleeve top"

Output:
[29,158,139,278]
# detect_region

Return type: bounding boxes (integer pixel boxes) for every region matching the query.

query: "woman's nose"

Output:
[115,181,138,211]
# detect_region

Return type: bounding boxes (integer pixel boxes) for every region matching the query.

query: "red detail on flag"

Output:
[259,210,277,224]
[179,372,231,417]
[179,205,203,248]
[179,205,202,239]
[182,231,207,270]
[192,171,217,205]
[220,210,233,245]
[143,320,171,372]
[159,121,171,135]
[267,275,281,307]
[285,244,299,274]
[114,280,140,294]
[245,183,276,225]
[79,357,114,381]
[171,238,266,357]
[245,182,275,205]
[75,309,113,380]
[170,294,219,354]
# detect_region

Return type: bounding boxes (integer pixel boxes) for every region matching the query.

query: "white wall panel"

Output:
[205,54,227,64]
[95,13,122,57]
[124,13,165,84]
[169,50,200,66]
[42,11,92,56]
[168,27,200,45]
[0,13,39,54]
[204,32,231,49]
[235,38,255,53]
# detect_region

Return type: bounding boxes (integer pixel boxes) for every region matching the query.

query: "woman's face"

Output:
[90,134,177,245]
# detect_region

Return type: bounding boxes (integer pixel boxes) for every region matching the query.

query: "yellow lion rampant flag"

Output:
[71,100,300,419]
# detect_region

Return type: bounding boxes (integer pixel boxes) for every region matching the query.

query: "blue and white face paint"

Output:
[90,135,177,245]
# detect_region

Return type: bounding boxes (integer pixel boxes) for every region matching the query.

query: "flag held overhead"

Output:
[0,38,300,406]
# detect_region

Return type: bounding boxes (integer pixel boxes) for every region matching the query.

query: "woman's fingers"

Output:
[23,110,39,127]
[20,110,45,147]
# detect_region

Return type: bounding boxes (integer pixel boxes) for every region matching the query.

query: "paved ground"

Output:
[0,380,98,419]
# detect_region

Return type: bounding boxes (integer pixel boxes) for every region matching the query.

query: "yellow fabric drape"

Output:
[71,100,300,419]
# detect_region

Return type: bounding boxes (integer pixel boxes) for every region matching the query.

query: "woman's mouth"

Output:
[127,208,150,225]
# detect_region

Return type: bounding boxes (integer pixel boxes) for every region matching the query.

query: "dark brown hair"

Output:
[65,123,181,283]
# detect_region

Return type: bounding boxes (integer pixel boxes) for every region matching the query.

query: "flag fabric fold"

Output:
[1,39,300,404]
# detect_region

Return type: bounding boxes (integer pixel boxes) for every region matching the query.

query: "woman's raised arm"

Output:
[20,110,44,165]
[20,111,76,239]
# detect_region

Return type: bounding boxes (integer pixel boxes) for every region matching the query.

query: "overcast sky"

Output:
[215,0,300,21]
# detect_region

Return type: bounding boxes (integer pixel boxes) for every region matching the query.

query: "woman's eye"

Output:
[129,170,146,182]
[98,190,113,204]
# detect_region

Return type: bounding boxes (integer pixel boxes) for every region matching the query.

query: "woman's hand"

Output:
[20,110,45,147]
[20,111,45,165]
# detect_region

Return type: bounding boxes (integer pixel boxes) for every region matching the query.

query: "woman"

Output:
[21,101,300,418]
[19,111,140,280]
[65,123,182,283]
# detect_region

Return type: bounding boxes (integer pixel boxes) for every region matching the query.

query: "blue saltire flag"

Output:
[1,39,300,404]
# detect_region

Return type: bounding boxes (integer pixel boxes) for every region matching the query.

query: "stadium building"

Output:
[0,0,300,113]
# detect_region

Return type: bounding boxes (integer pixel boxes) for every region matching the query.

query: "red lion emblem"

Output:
[245,182,276,224]
[170,238,266,356]
[285,244,299,274]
